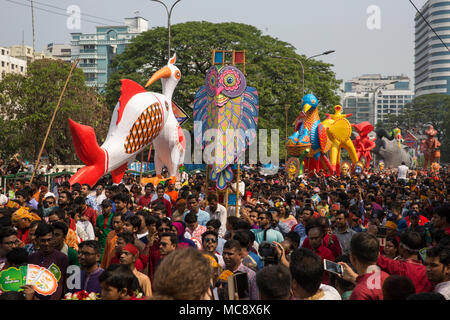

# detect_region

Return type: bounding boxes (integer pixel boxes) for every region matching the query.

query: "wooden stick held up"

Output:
[30,59,80,185]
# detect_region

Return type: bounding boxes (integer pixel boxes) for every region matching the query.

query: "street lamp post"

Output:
[372,81,398,125]
[270,50,335,97]
[150,0,184,58]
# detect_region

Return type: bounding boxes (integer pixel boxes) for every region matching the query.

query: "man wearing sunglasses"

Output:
[158,232,177,260]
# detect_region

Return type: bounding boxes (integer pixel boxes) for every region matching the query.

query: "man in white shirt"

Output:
[397,162,409,185]
[205,193,227,237]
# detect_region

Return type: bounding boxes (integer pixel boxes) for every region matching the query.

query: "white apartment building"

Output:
[342,74,414,124]
[0,47,27,80]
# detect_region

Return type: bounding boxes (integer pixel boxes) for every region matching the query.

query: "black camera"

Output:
[258,241,278,266]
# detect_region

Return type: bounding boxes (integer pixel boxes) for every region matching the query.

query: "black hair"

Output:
[400,231,423,252]
[49,208,66,220]
[184,211,198,224]
[289,248,323,296]
[99,264,141,294]
[117,231,135,244]
[382,275,416,300]
[71,183,82,191]
[285,231,300,249]
[79,240,102,254]
[152,201,167,213]
[73,196,86,206]
[207,193,218,202]
[232,230,252,250]
[259,211,272,222]
[6,247,29,266]
[159,232,178,245]
[124,215,142,232]
[201,230,218,243]
[52,221,69,237]
[350,232,379,264]
[256,265,292,300]
[223,239,241,252]
[434,205,450,224]
[113,192,131,204]
[156,217,172,230]
[34,223,54,238]
[206,219,221,230]
[427,244,450,265]
[226,216,240,231]
[0,226,17,243]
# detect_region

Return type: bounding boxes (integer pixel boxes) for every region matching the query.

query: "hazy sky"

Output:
[0,0,429,88]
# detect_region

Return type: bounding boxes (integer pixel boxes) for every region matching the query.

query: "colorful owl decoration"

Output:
[193,65,259,190]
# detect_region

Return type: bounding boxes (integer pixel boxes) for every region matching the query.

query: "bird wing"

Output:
[193,85,215,149]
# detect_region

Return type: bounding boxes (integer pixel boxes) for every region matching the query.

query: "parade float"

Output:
[285,94,360,178]
[373,128,414,168]
[68,55,184,187]
[420,125,441,171]
[193,50,259,191]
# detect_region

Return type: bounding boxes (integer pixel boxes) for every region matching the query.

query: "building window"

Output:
[20,66,23,72]
[1,61,4,67]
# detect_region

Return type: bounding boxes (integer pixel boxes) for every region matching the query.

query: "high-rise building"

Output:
[342,74,414,124]
[0,46,27,80]
[70,17,149,90]
[415,0,450,96]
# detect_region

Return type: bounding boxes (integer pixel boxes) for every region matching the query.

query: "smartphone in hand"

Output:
[323,259,344,277]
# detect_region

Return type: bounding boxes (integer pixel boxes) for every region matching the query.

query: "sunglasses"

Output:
[159,241,170,247]
[204,238,217,243]
[45,201,54,205]
[158,227,171,232]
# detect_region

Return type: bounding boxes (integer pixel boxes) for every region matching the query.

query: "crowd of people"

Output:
[0,161,449,301]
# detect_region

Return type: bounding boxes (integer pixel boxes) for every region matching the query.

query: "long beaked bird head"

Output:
[145,53,181,102]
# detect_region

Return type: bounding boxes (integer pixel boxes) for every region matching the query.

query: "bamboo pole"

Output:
[234,162,240,217]
[30,59,80,185]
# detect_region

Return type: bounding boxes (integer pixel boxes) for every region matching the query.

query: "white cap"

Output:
[44,192,56,199]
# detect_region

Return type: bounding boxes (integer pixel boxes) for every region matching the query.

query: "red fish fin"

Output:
[68,119,106,187]
[111,162,128,184]
[117,79,147,125]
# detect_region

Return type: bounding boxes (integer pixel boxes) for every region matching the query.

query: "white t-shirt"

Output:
[397,165,409,180]
[318,284,342,300]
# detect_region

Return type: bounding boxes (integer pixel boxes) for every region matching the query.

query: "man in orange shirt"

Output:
[101,212,124,269]
[165,182,178,205]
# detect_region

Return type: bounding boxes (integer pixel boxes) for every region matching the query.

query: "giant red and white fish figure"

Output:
[145,54,186,179]
[68,56,181,187]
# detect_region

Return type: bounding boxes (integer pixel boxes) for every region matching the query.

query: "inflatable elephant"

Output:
[373,129,414,168]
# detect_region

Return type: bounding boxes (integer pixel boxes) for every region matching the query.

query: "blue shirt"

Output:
[183,209,210,226]
[251,228,284,245]
[86,195,100,212]
[248,251,263,271]
[294,223,307,247]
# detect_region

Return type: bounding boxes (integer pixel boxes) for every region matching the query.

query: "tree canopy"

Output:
[0,59,111,164]
[105,21,342,160]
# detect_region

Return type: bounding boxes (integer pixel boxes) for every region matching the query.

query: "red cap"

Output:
[122,243,139,256]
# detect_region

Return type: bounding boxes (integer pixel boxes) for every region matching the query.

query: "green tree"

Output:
[0,59,111,164]
[105,21,341,160]
[377,93,450,162]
